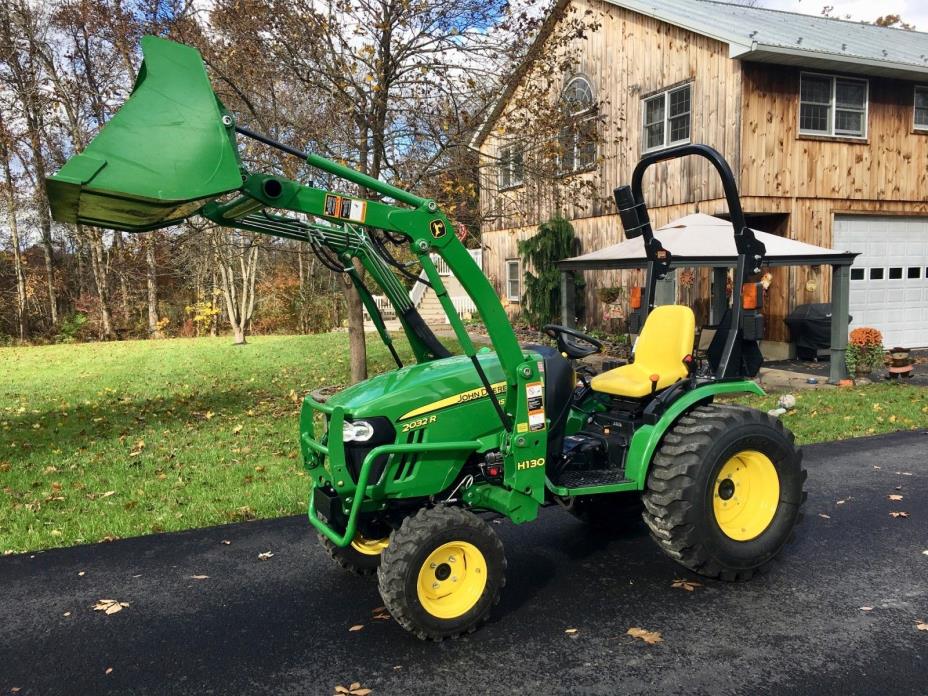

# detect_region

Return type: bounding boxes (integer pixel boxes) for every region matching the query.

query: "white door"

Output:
[833,215,928,348]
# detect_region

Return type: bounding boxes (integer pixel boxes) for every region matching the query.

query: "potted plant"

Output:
[846,327,885,377]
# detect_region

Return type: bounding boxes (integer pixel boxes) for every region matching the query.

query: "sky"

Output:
[759,0,928,30]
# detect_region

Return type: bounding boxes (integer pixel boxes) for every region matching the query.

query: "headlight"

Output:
[342,420,375,443]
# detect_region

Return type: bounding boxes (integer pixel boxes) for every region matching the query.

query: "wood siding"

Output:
[739,63,928,203]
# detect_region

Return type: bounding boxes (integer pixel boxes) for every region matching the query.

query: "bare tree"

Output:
[0,0,59,326]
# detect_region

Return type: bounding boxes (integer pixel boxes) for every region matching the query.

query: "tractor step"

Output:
[554,468,631,489]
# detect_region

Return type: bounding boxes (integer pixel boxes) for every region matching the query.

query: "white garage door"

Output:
[833,215,928,348]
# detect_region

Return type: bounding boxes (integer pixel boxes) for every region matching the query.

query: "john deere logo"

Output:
[430,220,446,239]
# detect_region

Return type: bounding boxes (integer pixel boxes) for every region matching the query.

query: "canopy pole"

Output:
[829,264,850,384]
[561,271,576,328]
[711,267,728,324]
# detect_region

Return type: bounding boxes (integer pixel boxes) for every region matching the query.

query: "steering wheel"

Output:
[541,324,603,360]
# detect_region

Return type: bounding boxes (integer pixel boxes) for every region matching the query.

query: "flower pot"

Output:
[855,364,872,376]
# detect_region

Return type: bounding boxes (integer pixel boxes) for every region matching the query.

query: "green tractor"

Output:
[48,37,806,640]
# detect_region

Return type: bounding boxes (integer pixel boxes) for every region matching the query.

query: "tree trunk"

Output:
[112,231,130,324]
[84,226,115,339]
[26,129,58,326]
[145,234,162,338]
[1,146,27,340]
[344,258,367,383]
[214,232,259,345]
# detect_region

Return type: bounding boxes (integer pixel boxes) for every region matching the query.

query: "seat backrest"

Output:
[634,305,696,377]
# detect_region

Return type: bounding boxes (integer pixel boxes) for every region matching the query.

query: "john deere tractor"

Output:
[48,37,805,640]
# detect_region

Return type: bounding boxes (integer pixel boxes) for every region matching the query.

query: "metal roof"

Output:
[558,214,858,270]
[606,0,928,80]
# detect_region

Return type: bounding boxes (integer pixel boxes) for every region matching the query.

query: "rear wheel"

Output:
[642,404,806,580]
[378,506,506,640]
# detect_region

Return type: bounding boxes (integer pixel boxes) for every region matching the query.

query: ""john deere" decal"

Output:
[399,382,506,420]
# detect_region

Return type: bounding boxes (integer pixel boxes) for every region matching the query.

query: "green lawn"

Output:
[1,336,926,554]
[0,334,412,554]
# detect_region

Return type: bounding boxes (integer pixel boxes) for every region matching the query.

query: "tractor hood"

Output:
[46,36,243,232]
[326,351,506,423]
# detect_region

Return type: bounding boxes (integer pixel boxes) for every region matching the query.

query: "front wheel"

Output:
[642,404,806,581]
[319,530,390,576]
[377,506,506,640]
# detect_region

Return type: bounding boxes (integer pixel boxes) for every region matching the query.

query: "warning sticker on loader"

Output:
[324,194,367,223]
[528,410,546,432]
[525,381,544,412]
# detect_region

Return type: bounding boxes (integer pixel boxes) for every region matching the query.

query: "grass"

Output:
[0,334,416,554]
[2,336,926,554]
[736,383,928,444]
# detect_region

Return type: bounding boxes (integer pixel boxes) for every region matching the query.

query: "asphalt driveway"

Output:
[2,430,927,696]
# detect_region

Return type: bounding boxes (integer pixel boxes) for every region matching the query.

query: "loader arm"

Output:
[45,35,534,451]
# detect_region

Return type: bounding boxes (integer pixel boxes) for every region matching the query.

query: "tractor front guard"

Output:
[301,397,481,547]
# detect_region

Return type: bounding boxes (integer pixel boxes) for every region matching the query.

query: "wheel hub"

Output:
[416,541,488,619]
[712,450,780,541]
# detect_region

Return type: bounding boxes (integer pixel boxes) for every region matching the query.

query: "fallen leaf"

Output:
[889,511,910,518]
[888,494,904,501]
[836,500,846,505]
[353,690,372,696]
[349,625,364,632]
[818,513,831,519]
[916,621,928,631]
[191,575,209,580]
[93,599,129,615]
[627,627,663,645]
[564,628,578,634]
[232,424,243,434]
[221,540,231,545]
[105,667,113,675]
[671,578,702,592]
[63,611,71,617]
[872,465,881,470]
[78,571,85,576]
[859,606,873,612]
[350,684,361,691]
[258,551,274,560]
[100,490,116,498]
[335,688,350,695]
[922,550,928,556]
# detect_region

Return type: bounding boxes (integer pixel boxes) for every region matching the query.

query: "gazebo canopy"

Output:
[559,213,857,270]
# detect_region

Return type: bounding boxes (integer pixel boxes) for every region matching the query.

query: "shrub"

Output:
[518,217,584,327]
[846,327,884,373]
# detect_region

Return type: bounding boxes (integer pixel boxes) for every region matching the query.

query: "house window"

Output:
[557,76,597,174]
[915,86,928,131]
[642,83,692,152]
[799,73,868,138]
[498,143,524,189]
[505,259,521,302]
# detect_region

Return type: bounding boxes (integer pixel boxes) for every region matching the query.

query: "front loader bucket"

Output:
[47,36,243,232]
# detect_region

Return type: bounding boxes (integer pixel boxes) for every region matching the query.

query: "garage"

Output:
[833,215,928,348]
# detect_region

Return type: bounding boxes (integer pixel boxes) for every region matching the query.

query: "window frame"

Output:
[914,85,928,132]
[641,83,692,154]
[505,258,521,302]
[557,76,598,175]
[497,142,524,191]
[798,72,869,139]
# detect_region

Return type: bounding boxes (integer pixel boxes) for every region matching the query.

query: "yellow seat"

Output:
[591,305,696,398]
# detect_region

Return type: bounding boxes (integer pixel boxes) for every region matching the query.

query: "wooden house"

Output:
[473,0,928,351]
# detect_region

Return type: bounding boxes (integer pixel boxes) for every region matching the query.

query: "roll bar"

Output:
[613,144,766,379]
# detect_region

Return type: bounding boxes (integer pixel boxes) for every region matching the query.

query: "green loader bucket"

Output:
[47,36,243,232]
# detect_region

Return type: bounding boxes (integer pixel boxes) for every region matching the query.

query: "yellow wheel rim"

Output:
[713,450,780,541]
[350,534,389,556]
[415,541,488,619]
